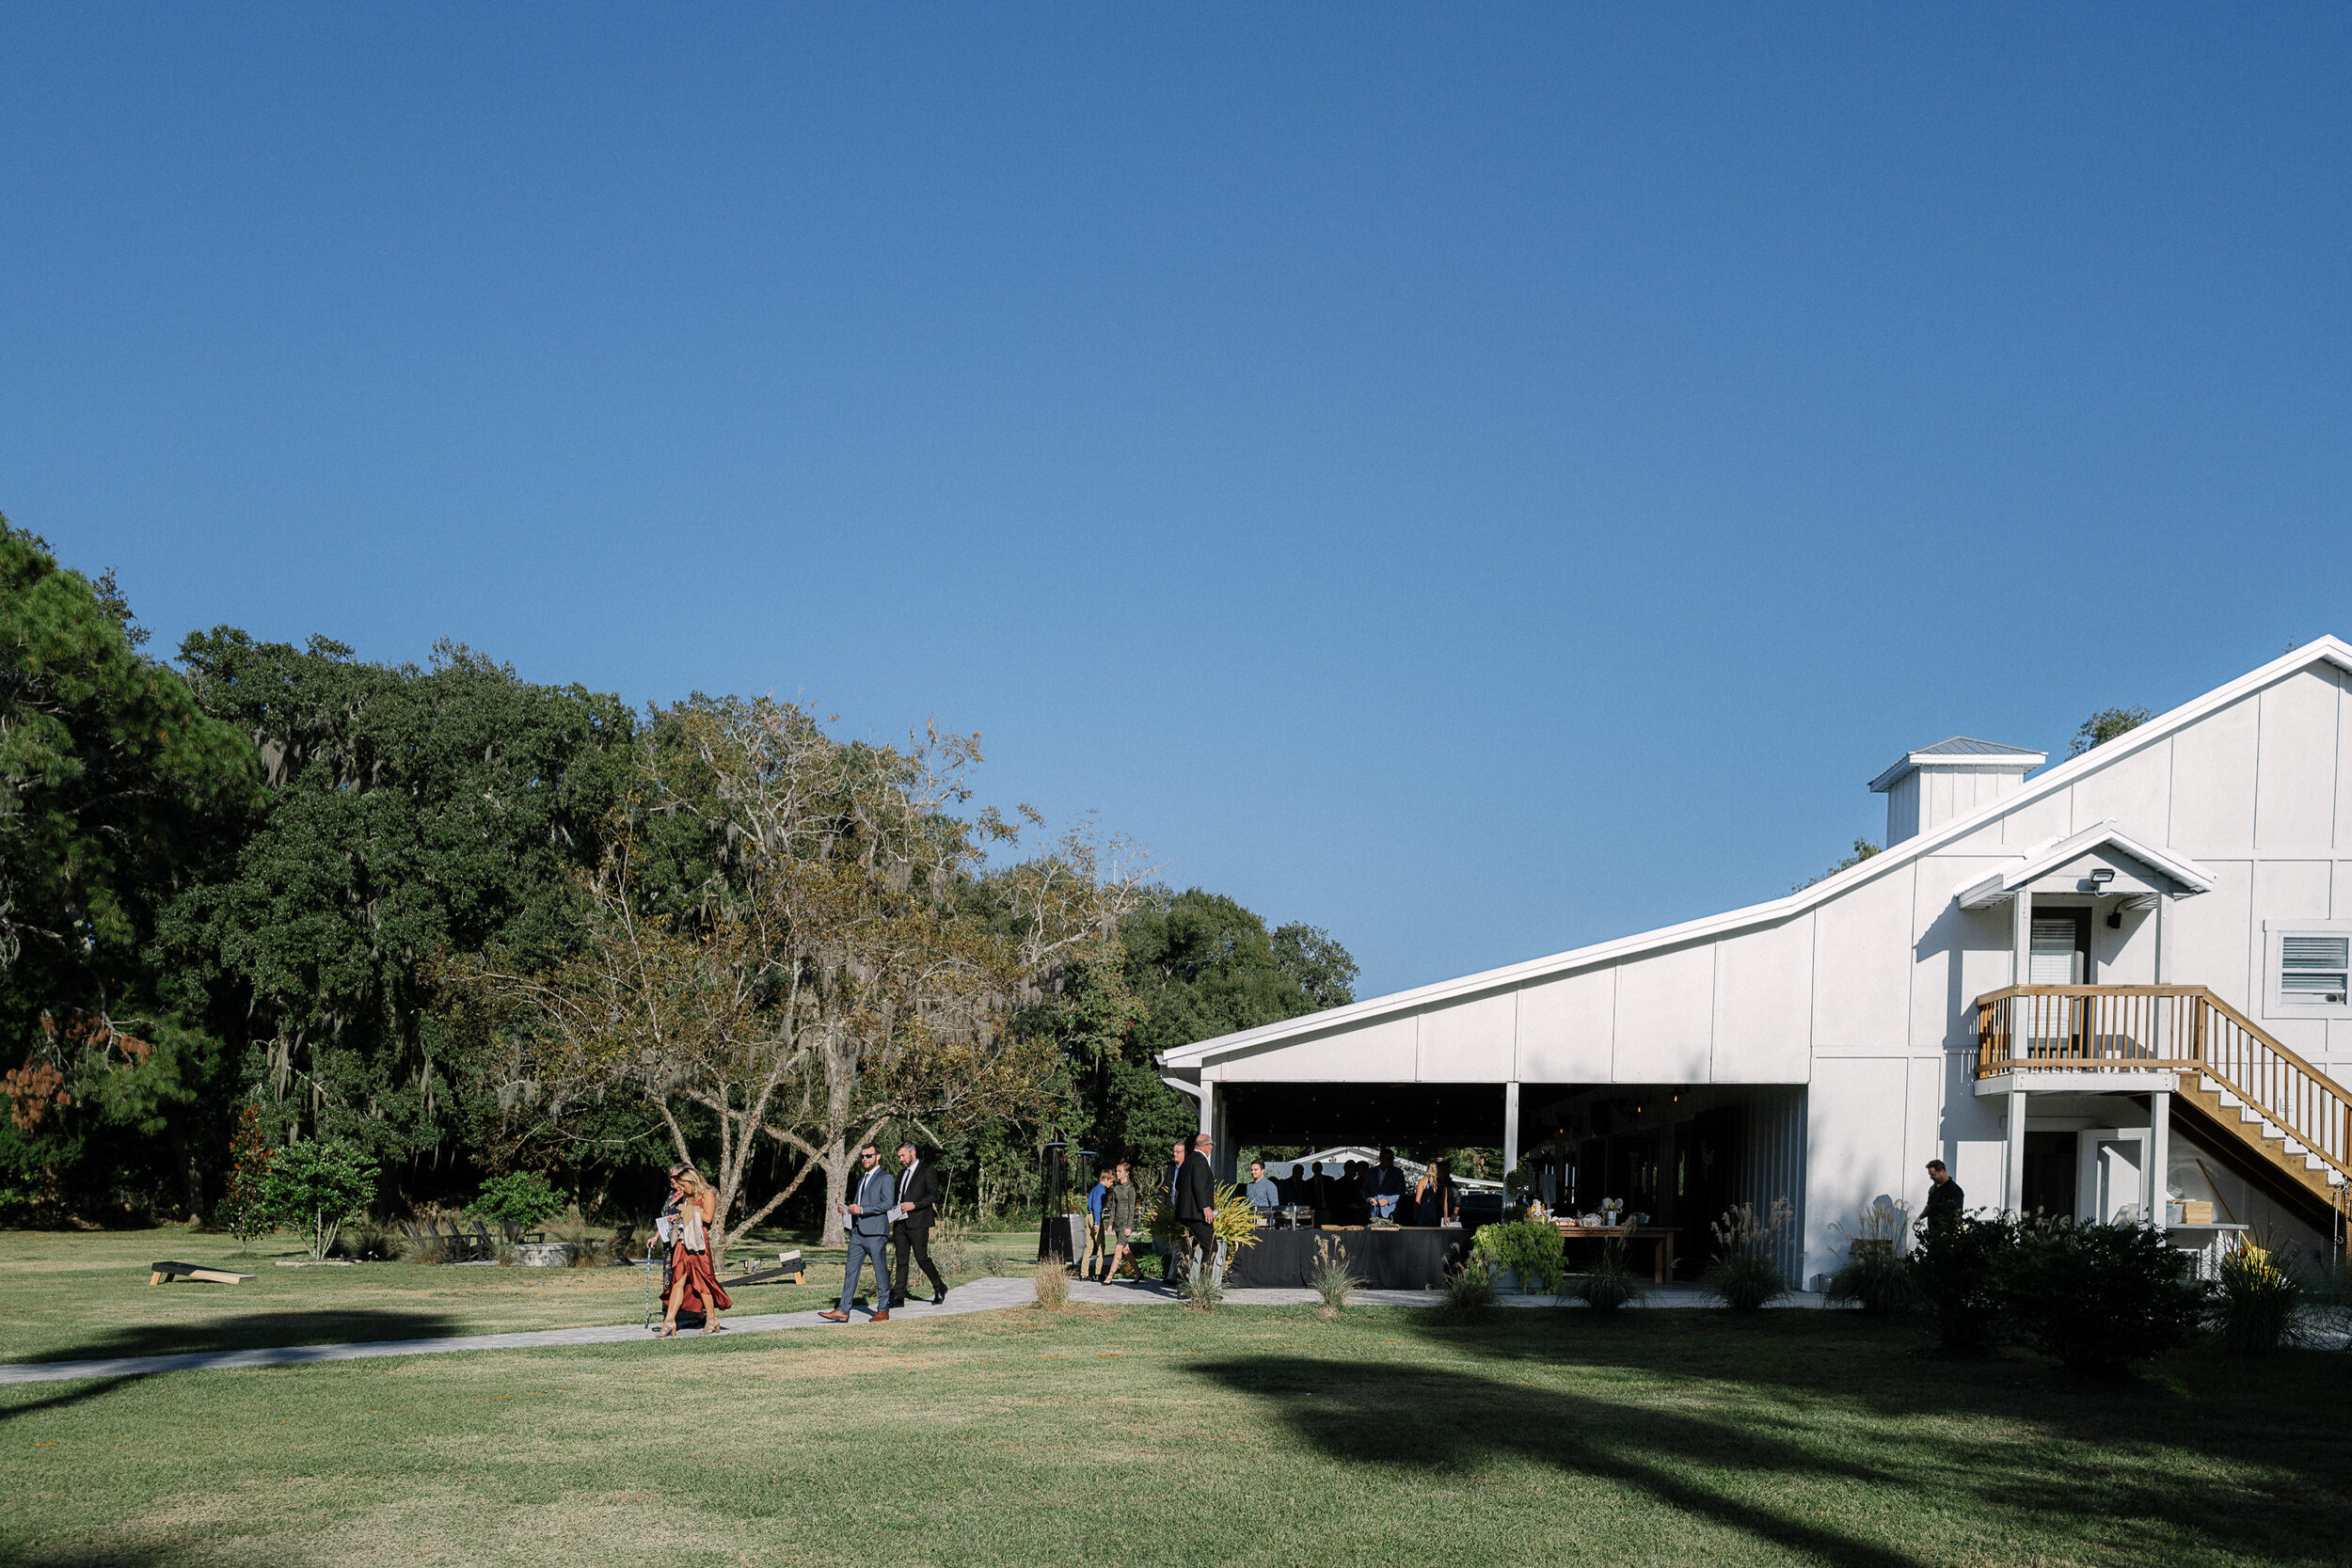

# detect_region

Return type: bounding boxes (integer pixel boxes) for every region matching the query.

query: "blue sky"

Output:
[4,8,2348,998]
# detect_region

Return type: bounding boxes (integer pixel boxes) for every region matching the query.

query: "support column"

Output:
[2150,1088,2172,1230]
[1502,1082,1521,1188]
[2005,1089,2027,1214]
[2011,891,2034,988]
[1204,1083,1234,1184]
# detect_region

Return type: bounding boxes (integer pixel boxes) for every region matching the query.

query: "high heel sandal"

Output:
[657,1322,677,1338]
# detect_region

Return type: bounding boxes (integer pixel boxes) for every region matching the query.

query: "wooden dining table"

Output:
[1550,1222,1678,1284]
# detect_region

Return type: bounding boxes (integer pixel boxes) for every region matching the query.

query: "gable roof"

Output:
[1867,735,2048,794]
[1952,820,2217,909]
[1159,635,2352,1073]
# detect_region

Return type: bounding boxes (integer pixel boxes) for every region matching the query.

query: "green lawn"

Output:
[0,1227,1038,1365]
[3,1243,2349,1568]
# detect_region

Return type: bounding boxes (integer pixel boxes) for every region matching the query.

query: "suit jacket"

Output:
[847,1165,898,1238]
[894,1161,940,1230]
[1175,1149,1216,1222]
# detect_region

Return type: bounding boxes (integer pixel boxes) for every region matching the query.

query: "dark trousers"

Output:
[893,1222,946,1302]
[1180,1219,1216,1279]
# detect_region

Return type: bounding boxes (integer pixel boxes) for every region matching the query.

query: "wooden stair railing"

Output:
[1975,984,2352,1208]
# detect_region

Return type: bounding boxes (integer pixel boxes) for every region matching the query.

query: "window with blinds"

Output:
[2028,919,2083,985]
[2279,935,2350,1005]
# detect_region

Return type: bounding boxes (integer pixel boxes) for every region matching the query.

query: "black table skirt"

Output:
[1225,1227,1470,1290]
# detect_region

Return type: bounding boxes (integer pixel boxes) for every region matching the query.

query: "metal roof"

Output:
[1911,736,2042,757]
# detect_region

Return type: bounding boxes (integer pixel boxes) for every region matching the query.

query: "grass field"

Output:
[5,1232,2351,1568]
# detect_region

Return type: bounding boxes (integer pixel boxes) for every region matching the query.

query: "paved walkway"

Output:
[0,1275,1823,1386]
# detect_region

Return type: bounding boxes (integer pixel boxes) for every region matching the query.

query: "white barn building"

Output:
[1159,641,2352,1287]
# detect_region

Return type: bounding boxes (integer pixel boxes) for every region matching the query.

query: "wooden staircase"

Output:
[1976,984,2351,1227]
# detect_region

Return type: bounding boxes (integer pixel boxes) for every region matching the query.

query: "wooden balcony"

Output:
[1974,984,2352,1201]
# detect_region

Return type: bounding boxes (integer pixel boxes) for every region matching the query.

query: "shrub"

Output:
[2006,1215,2202,1374]
[1473,1218,1567,1298]
[2210,1232,2312,1354]
[257,1139,380,1259]
[466,1171,566,1230]
[1908,1210,2017,1355]
[1210,1180,1260,1272]
[1822,1199,1914,1314]
[548,1205,608,1268]
[928,1212,983,1279]
[1311,1238,1359,1317]
[394,1226,445,1265]
[1573,1239,1649,1312]
[1823,1242,1915,1315]
[333,1218,396,1261]
[1031,1258,1071,1312]
[218,1105,276,1250]
[1438,1257,1497,1322]
[1179,1259,1225,1312]
[1699,1197,1793,1312]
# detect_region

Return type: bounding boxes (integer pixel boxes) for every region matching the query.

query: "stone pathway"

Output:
[0,1275,1825,1386]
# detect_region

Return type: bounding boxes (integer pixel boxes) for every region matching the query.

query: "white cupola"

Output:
[1867,736,2045,846]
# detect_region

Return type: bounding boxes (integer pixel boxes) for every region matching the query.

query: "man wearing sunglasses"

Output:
[819,1142,898,1323]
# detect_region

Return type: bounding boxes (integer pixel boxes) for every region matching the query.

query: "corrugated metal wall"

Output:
[1733,1085,1808,1287]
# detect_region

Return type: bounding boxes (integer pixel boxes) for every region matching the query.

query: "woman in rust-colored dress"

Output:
[660,1172,731,1336]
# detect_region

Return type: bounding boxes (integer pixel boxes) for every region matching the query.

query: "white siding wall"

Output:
[1516,970,1613,1081]
[1611,944,1714,1083]
[1416,992,1514,1083]
[1711,917,1814,1081]
[1884,773,1920,845]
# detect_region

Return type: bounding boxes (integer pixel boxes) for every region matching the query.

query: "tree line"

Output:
[0,518,1356,1242]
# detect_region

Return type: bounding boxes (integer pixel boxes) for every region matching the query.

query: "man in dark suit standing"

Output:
[890,1141,947,1307]
[1174,1132,1218,1283]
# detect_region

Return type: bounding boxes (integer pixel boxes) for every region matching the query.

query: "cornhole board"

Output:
[719,1250,806,1288]
[150,1261,254,1286]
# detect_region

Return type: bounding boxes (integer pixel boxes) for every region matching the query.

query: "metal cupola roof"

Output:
[1867,736,2046,795]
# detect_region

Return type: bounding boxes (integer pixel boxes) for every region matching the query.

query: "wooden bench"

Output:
[149,1260,255,1286]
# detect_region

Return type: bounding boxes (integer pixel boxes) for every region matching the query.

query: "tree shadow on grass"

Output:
[1191,1352,1921,1567]
[5,1307,469,1371]
[0,1534,218,1568]
[0,1377,124,1425]
[1239,1307,2352,1566]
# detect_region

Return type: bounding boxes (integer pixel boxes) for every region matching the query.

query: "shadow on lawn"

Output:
[1190,1309,2352,1567]
[0,1538,214,1568]
[10,1307,469,1369]
[0,1378,123,1425]
[1190,1351,1917,1567]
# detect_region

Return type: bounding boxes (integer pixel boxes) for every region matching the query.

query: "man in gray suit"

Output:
[820,1142,898,1323]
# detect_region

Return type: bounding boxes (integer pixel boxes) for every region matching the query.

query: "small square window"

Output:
[2278,934,2349,1006]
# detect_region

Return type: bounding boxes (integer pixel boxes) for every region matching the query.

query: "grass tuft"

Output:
[1031,1258,1071,1311]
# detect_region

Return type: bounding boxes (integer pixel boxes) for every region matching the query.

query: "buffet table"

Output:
[1225,1226,1470,1290]
[1552,1223,1678,1284]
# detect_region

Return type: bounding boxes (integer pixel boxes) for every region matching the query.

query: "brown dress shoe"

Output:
[818,1309,850,1322]
[869,1309,891,1322]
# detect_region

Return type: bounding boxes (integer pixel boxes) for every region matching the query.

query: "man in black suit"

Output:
[890,1141,947,1307]
[1174,1132,1218,1283]
[1923,1159,1964,1227]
